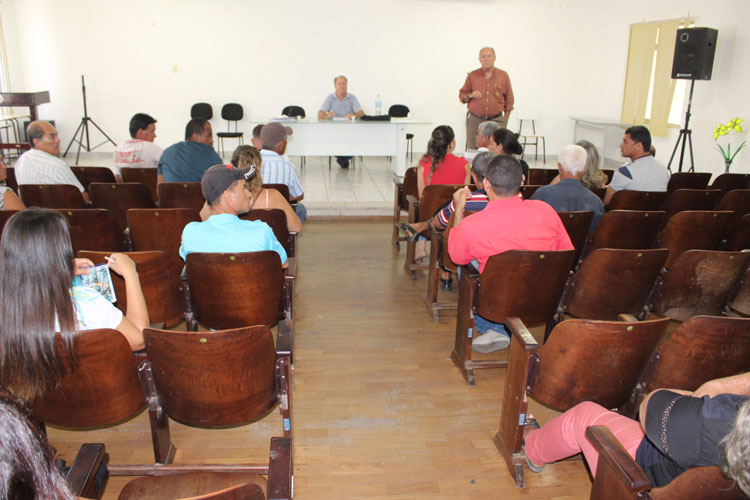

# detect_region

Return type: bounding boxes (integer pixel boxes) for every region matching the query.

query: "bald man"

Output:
[14,121,89,203]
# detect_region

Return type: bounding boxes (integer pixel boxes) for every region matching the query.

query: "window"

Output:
[621,18,695,136]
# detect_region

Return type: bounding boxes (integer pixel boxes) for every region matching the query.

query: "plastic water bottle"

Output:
[375,94,382,116]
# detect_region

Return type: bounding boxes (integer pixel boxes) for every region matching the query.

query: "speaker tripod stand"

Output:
[63,75,116,164]
[667,79,696,173]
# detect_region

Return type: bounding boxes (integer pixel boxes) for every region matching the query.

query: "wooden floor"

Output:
[47,220,593,499]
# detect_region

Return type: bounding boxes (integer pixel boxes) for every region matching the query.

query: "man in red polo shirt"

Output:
[459,47,514,150]
[448,155,572,353]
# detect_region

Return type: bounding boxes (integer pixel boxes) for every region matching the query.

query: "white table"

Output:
[571,116,632,169]
[251,118,430,176]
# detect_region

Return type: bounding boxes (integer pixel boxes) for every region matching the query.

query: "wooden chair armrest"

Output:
[276,319,293,357]
[406,195,419,223]
[460,263,480,280]
[65,443,108,499]
[506,317,540,350]
[179,280,197,331]
[284,257,297,279]
[618,314,638,322]
[267,437,293,500]
[586,426,651,500]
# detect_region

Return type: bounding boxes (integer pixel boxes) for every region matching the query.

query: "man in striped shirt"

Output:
[260,122,306,222]
[14,121,89,203]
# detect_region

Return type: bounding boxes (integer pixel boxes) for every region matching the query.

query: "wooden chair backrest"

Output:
[30,329,145,428]
[121,168,158,202]
[440,210,475,272]
[565,248,668,320]
[656,211,733,268]
[0,210,19,240]
[240,209,292,256]
[530,317,669,410]
[666,172,712,193]
[78,250,183,326]
[710,173,750,198]
[117,471,267,500]
[601,169,615,184]
[650,250,750,321]
[641,315,750,394]
[418,184,465,222]
[157,182,204,210]
[262,183,291,204]
[185,251,283,329]
[726,213,750,251]
[588,186,607,201]
[660,189,722,227]
[476,250,575,325]
[607,190,668,211]
[729,268,750,316]
[527,168,557,185]
[88,182,155,233]
[558,211,594,265]
[715,189,750,234]
[19,184,87,209]
[127,208,200,273]
[520,184,542,199]
[584,210,664,257]
[143,326,278,428]
[71,166,116,191]
[57,208,124,253]
[5,166,17,191]
[399,166,419,211]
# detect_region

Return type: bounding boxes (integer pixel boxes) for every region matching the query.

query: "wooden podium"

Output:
[0,91,50,151]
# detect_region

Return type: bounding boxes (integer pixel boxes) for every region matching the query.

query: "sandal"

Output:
[397,222,421,243]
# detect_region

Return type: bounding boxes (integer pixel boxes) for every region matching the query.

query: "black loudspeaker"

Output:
[672,27,718,80]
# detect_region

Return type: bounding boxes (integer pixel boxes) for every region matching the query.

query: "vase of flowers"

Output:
[713,118,745,173]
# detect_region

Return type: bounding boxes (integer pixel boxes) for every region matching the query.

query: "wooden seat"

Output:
[659,189,722,228]
[404,184,466,280]
[392,166,418,249]
[587,425,746,500]
[89,182,155,233]
[550,248,668,337]
[494,316,669,488]
[58,208,125,252]
[714,189,750,235]
[78,250,184,328]
[452,249,575,385]
[527,169,556,185]
[19,183,87,208]
[183,251,293,349]
[621,315,750,418]
[648,250,750,322]
[606,190,667,211]
[240,208,296,258]
[579,210,664,262]
[121,167,158,202]
[520,184,542,199]
[655,211,732,268]
[726,213,750,250]
[710,172,750,199]
[157,182,204,210]
[29,329,175,471]
[71,165,116,190]
[127,208,201,274]
[262,183,291,204]
[558,211,594,266]
[666,171,712,193]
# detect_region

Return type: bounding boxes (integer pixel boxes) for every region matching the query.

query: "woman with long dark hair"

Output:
[417,125,471,197]
[0,209,149,401]
[488,128,529,182]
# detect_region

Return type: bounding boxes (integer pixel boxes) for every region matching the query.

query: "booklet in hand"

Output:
[72,264,117,303]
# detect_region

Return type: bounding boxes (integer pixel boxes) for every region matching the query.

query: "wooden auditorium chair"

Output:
[157,182,204,210]
[88,182,155,233]
[578,210,664,263]
[58,208,126,253]
[606,190,667,211]
[71,165,116,190]
[425,210,471,322]
[452,249,574,385]
[240,208,297,258]
[494,315,669,488]
[715,188,750,236]
[392,166,418,249]
[120,167,158,203]
[19,183,87,208]
[262,183,292,204]
[728,268,750,317]
[557,210,594,266]
[659,188,722,228]
[654,210,732,268]
[710,172,750,199]
[665,171,712,193]
[647,250,750,322]
[725,213,750,251]
[520,184,543,199]
[127,207,201,274]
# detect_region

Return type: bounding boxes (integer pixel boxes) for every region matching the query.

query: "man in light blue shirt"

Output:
[180,163,287,266]
[318,75,364,168]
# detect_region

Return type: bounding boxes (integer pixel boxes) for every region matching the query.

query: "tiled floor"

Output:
[55,151,550,216]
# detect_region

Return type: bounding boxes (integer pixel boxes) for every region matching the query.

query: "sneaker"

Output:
[472,330,510,353]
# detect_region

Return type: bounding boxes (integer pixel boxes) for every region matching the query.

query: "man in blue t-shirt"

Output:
[317,75,364,169]
[158,118,223,183]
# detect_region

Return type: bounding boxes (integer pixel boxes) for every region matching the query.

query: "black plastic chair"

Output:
[190,102,213,120]
[281,105,305,118]
[388,104,413,162]
[217,103,244,156]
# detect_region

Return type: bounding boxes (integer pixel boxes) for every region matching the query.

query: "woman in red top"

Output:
[417,125,471,197]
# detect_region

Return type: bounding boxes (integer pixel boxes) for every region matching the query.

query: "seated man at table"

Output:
[260,122,306,222]
[448,155,573,353]
[179,164,287,267]
[14,120,89,203]
[113,113,163,180]
[531,144,605,231]
[157,118,222,183]
[317,75,364,169]
[603,125,669,205]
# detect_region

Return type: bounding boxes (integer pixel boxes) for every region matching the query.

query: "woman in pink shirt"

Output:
[417,125,471,197]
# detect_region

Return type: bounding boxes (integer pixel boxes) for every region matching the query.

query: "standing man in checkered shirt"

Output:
[14,120,89,203]
[113,113,163,181]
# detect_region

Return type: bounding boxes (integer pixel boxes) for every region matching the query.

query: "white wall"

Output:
[2,0,748,178]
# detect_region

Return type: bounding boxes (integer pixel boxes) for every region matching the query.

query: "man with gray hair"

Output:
[318,75,364,168]
[531,144,605,231]
[464,121,502,164]
[14,120,89,202]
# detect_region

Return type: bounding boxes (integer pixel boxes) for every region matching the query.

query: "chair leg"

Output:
[542,137,546,164]
[451,269,476,385]
[137,361,176,465]
[426,231,441,322]
[392,185,403,249]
